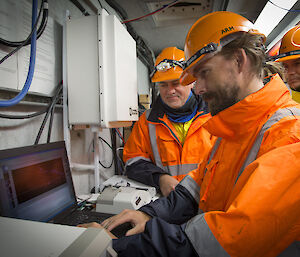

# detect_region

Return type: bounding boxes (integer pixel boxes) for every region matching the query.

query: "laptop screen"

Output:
[0,141,77,222]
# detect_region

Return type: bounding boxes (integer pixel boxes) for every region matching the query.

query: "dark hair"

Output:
[219,32,267,78]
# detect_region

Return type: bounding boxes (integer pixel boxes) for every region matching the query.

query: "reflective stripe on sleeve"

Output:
[185,214,230,257]
[167,163,199,176]
[148,120,167,171]
[180,175,201,204]
[235,107,300,184]
[125,156,152,168]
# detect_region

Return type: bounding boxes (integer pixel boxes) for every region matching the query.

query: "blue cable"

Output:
[0,0,38,107]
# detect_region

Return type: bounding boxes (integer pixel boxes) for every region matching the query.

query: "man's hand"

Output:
[159,174,179,196]
[101,209,151,236]
[77,222,117,239]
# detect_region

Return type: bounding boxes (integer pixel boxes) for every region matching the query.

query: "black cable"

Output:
[34,83,63,145]
[122,0,180,24]
[69,0,90,16]
[268,0,300,12]
[99,136,112,149]
[0,0,48,47]
[110,128,120,175]
[0,0,47,65]
[221,0,230,11]
[116,147,125,175]
[97,0,103,9]
[47,104,55,143]
[0,108,47,119]
[35,86,62,145]
[47,93,61,143]
[99,158,113,169]
[98,136,114,169]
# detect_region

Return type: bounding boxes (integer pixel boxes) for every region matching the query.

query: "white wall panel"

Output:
[137,58,150,95]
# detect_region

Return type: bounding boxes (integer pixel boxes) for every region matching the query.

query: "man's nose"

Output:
[193,79,206,95]
[166,84,176,93]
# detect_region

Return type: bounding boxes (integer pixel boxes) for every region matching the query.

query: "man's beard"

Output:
[288,75,300,92]
[203,82,240,116]
[293,84,300,92]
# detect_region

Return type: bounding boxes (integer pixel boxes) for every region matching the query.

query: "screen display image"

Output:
[12,158,66,204]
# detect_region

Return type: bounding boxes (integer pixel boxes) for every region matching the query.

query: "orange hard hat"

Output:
[276,25,300,62]
[151,47,185,83]
[180,11,266,86]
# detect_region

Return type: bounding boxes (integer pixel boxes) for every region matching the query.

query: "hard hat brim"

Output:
[180,51,214,86]
[151,70,182,83]
[180,71,197,86]
[275,54,300,63]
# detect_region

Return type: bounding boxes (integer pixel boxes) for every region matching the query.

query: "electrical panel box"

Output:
[66,9,138,127]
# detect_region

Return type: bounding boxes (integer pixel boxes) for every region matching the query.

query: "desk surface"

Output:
[0,216,115,257]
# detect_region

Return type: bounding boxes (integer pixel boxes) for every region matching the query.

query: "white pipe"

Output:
[71,163,95,170]
[93,129,100,193]
[63,10,71,159]
[71,162,110,181]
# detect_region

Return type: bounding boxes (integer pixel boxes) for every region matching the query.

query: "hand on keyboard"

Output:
[77,220,132,238]
[77,222,117,239]
[101,209,150,236]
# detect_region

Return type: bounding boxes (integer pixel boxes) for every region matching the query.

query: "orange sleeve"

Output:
[204,142,300,257]
[123,113,153,163]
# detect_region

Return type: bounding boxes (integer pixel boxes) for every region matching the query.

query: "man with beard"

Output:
[275,25,300,103]
[80,12,300,257]
[122,47,214,196]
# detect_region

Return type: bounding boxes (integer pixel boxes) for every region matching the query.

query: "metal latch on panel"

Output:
[129,107,138,116]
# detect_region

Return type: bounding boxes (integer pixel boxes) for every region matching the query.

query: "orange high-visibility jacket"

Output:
[181,74,300,256]
[123,101,214,189]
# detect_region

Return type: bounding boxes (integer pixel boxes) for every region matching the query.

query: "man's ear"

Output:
[235,48,247,73]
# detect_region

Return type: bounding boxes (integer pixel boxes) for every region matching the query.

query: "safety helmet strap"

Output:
[270,49,300,62]
[150,58,185,78]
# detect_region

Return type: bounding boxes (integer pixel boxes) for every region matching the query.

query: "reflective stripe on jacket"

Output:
[181,74,300,256]
[123,100,215,186]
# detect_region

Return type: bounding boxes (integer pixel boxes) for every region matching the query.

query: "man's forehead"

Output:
[191,61,205,75]
[283,58,300,65]
[157,79,180,85]
[188,52,221,75]
[190,58,211,76]
[291,58,300,63]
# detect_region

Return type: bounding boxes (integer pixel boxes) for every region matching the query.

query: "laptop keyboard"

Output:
[59,211,108,225]
[56,210,132,238]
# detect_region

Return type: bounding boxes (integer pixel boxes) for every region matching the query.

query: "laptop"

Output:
[0,141,131,237]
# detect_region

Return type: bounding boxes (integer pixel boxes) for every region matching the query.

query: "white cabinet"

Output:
[66,9,138,128]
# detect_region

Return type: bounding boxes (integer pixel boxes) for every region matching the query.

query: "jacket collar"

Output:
[203,74,291,139]
[148,92,209,123]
